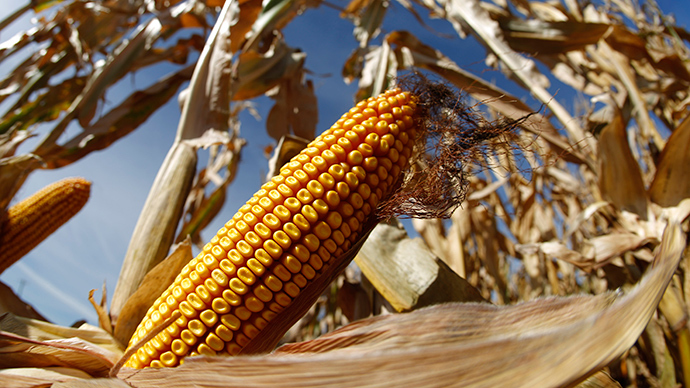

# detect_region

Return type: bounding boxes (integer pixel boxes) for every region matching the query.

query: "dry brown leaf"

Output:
[44,66,194,168]
[0,314,121,356]
[118,218,685,387]
[229,0,263,53]
[265,135,310,179]
[649,114,690,207]
[0,372,56,388]
[113,238,193,347]
[243,0,320,51]
[598,113,648,218]
[352,0,388,47]
[265,70,318,141]
[357,42,397,99]
[232,38,306,101]
[575,371,622,388]
[588,233,655,265]
[0,367,91,386]
[532,233,655,272]
[87,288,111,336]
[175,183,227,248]
[0,318,119,377]
[596,40,661,150]
[499,19,610,55]
[355,223,485,312]
[0,281,46,321]
[518,240,590,270]
[53,377,132,388]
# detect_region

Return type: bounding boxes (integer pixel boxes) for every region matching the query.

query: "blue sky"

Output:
[0,0,688,326]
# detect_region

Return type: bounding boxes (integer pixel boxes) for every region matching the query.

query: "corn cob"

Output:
[0,177,91,275]
[124,88,418,368]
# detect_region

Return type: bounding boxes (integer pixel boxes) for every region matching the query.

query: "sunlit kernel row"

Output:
[125,88,418,369]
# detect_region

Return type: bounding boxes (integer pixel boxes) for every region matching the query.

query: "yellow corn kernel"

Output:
[124,88,418,368]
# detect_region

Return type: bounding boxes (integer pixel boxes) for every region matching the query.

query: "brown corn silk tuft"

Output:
[123,77,518,368]
[376,74,524,220]
[0,177,91,275]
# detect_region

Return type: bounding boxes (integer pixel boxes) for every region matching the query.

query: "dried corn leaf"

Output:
[499,19,610,55]
[229,0,263,53]
[0,282,46,321]
[118,217,685,387]
[575,371,622,388]
[0,317,119,377]
[87,286,111,336]
[598,113,648,218]
[265,135,310,178]
[357,42,397,99]
[245,0,319,51]
[588,233,655,266]
[175,184,227,248]
[0,75,85,135]
[352,0,388,47]
[53,377,132,388]
[355,223,485,312]
[596,40,661,149]
[0,372,56,388]
[40,65,194,168]
[0,314,121,356]
[649,114,690,207]
[517,240,589,270]
[265,70,318,141]
[232,38,306,101]
[113,238,193,346]
[0,366,91,383]
[523,232,654,272]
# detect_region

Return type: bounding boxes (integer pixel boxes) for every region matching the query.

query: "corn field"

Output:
[1,0,690,387]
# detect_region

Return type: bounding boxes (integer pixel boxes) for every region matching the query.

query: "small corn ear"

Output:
[124,88,418,368]
[0,177,91,274]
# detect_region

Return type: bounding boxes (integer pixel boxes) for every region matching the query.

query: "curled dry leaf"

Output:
[117,218,685,388]
[0,314,122,356]
[587,233,656,266]
[87,287,111,336]
[520,232,655,272]
[0,314,121,378]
